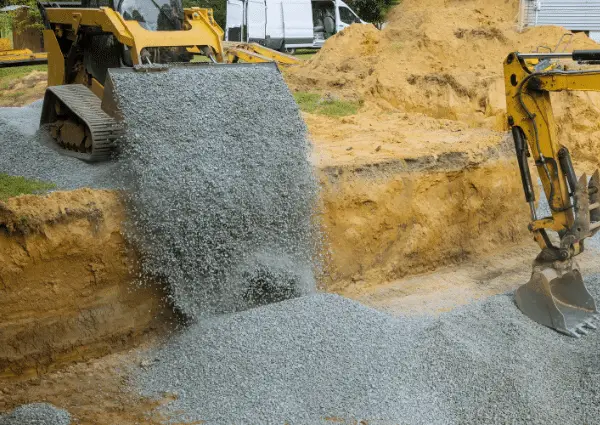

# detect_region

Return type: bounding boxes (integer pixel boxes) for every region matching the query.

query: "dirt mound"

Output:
[286,0,600,169]
[0,189,172,379]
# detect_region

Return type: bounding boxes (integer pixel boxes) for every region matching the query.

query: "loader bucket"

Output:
[515,263,599,337]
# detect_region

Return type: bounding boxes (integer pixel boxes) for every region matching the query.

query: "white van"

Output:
[225,0,365,53]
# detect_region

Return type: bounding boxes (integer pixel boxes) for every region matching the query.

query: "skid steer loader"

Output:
[504,49,600,337]
[36,0,295,162]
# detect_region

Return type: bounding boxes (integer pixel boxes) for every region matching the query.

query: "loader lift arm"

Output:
[504,50,600,337]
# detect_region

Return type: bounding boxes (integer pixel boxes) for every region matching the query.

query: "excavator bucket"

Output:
[515,261,599,337]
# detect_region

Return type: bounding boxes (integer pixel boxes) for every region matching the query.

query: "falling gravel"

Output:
[0,101,117,189]
[0,403,71,425]
[110,64,320,318]
[136,276,600,425]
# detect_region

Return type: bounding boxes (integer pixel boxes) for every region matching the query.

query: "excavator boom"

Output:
[504,50,600,337]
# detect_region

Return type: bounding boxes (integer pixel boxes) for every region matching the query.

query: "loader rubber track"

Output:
[40,85,123,162]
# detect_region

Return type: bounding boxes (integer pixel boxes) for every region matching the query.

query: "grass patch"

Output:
[0,64,47,91]
[0,64,47,82]
[294,49,318,61]
[293,91,360,117]
[0,174,55,200]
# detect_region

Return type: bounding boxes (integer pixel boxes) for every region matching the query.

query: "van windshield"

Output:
[119,0,183,31]
[338,6,360,25]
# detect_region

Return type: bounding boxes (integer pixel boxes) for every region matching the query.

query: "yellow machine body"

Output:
[0,37,47,67]
[37,1,233,161]
[504,50,600,337]
[224,42,300,65]
[43,6,224,94]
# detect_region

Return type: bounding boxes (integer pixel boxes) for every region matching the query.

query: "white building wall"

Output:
[521,0,600,31]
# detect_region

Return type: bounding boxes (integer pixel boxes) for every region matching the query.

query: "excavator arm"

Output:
[504,50,600,337]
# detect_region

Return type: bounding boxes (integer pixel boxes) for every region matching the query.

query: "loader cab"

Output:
[43,0,191,87]
[116,0,191,67]
[117,0,184,31]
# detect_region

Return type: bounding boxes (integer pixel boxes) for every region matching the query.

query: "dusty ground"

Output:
[352,244,600,315]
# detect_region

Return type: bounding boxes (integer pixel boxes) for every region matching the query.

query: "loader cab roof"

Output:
[116,0,183,30]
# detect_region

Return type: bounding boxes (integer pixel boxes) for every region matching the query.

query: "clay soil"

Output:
[0,190,174,380]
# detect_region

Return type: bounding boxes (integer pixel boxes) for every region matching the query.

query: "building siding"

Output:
[521,0,600,31]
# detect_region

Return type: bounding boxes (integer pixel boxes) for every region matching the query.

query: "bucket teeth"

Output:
[576,325,589,335]
[584,320,597,330]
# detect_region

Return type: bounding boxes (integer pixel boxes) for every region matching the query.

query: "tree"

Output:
[345,0,400,27]
[3,0,45,33]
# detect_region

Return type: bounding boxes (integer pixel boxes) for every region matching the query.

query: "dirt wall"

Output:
[0,189,171,379]
[319,157,530,292]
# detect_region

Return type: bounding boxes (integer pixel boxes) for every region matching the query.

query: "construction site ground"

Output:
[2,0,600,423]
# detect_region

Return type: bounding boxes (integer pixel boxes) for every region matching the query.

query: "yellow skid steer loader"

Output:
[36,0,294,162]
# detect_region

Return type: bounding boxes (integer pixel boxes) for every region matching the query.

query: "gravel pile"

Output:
[0,403,71,425]
[0,101,117,189]
[110,64,320,319]
[136,277,600,424]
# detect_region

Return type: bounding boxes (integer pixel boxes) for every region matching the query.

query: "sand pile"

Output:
[286,0,600,169]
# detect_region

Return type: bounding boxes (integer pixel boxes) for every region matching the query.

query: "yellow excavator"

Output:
[504,49,600,337]
[35,0,297,161]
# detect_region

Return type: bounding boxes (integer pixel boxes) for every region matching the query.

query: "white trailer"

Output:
[225,0,365,53]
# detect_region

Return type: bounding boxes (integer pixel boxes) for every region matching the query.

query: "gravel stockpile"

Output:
[110,64,319,319]
[0,403,71,425]
[0,101,117,189]
[137,278,600,424]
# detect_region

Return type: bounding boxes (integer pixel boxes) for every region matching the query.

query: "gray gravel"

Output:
[136,277,600,425]
[0,403,71,425]
[110,64,320,319]
[0,101,117,189]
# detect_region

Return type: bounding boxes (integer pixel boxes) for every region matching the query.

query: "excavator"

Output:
[34,0,297,161]
[504,49,600,337]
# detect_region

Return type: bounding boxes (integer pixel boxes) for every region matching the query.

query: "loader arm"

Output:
[44,6,224,70]
[504,50,600,337]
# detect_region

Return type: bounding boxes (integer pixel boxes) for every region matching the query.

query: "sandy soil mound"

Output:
[0,189,172,379]
[286,0,600,170]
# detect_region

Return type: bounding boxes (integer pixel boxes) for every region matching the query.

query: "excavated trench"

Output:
[0,190,173,380]
[0,144,530,380]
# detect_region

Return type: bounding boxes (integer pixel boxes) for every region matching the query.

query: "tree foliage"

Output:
[0,0,45,34]
[344,0,400,27]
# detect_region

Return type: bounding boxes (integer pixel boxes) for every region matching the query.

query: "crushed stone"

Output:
[135,277,600,425]
[0,101,117,190]
[110,64,320,319]
[0,403,71,425]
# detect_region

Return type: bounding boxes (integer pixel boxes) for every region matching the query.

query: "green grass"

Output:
[293,91,360,117]
[0,64,47,90]
[293,49,318,61]
[0,174,55,201]
[191,55,211,63]
[0,64,47,81]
